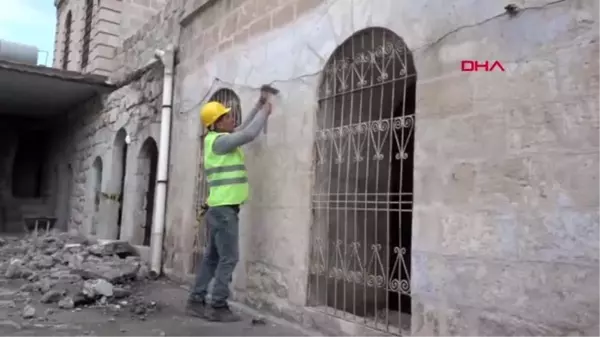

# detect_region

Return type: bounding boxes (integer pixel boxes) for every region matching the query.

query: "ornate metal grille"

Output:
[62,11,72,70]
[190,88,243,273]
[81,0,93,69]
[308,27,417,335]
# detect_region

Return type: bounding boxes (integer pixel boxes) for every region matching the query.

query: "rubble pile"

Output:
[0,231,153,314]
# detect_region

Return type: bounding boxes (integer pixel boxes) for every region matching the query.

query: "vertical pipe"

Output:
[150,44,175,275]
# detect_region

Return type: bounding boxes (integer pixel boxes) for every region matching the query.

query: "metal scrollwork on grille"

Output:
[309,27,416,335]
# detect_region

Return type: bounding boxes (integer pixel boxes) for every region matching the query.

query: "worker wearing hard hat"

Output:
[186,92,272,322]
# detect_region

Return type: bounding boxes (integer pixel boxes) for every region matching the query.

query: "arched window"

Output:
[81,0,94,69]
[136,137,159,247]
[307,27,417,335]
[208,88,243,127]
[62,11,72,70]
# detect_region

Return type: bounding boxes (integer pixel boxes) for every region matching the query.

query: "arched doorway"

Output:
[109,128,128,239]
[136,138,158,246]
[308,27,417,335]
[190,88,242,273]
[91,156,103,236]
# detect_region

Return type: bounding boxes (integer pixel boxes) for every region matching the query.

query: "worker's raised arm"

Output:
[234,104,260,132]
[234,91,270,132]
[212,103,271,154]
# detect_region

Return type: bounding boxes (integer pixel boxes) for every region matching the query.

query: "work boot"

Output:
[206,305,241,322]
[186,298,207,318]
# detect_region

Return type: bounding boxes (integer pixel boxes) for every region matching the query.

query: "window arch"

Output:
[208,88,243,127]
[307,27,417,335]
[81,0,94,69]
[62,11,72,70]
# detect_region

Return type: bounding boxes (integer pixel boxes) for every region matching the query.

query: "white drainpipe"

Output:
[150,44,175,275]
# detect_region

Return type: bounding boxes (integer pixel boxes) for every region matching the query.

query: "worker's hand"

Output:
[256,91,269,108]
[264,102,273,116]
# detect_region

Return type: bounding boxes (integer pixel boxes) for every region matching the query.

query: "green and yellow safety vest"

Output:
[204,131,249,207]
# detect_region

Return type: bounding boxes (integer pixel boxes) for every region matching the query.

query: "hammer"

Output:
[260,84,279,134]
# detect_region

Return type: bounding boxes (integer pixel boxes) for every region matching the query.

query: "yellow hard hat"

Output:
[200,101,231,127]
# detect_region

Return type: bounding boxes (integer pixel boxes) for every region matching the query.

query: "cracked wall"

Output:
[166,0,599,335]
[45,0,598,334]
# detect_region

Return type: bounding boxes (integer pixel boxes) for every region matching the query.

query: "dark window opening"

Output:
[62,11,72,70]
[12,130,48,198]
[81,0,94,69]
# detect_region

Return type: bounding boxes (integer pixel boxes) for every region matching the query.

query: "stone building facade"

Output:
[42,0,600,335]
[53,0,167,75]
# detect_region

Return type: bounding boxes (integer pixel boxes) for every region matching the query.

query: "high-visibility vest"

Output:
[204,131,249,207]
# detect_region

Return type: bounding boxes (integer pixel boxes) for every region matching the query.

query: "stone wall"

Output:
[411,0,599,334]
[165,0,599,335]
[111,0,183,80]
[47,0,598,334]
[119,0,170,43]
[45,67,164,243]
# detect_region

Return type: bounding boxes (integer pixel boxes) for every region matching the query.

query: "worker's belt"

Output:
[199,204,240,215]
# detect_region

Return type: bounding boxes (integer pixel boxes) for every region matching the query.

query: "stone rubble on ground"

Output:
[0,231,156,318]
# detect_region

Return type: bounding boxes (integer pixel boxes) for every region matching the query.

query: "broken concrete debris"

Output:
[22,305,35,319]
[0,232,154,315]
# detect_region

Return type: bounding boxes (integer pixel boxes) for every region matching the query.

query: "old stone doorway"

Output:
[109,128,128,239]
[136,137,158,246]
[308,27,416,335]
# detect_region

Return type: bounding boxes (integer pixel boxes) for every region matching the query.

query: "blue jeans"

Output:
[191,205,239,308]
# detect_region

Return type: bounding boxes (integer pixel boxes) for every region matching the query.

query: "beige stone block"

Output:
[416,73,475,119]
[435,107,508,161]
[248,14,271,37]
[474,156,540,210]
[97,8,121,25]
[236,0,261,29]
[555,41,599,97]
[295,0,324,16]
[512,207,599,263]
[219,13,237,40]
[412,206,442,252]
[506,97,599,154]
[91,57,115,74]
[271,1,296,29]
[441,257,599,330]
[413,163,444,205]
[471,59,559,103]
[439,209,518,259]
[95,21,120,37]
[232,28,249,46]
[93,32,120,49]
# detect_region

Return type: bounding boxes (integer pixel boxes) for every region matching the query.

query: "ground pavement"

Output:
[0,278,309,336]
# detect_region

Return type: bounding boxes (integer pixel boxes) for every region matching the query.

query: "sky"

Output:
[0,0,56,66]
